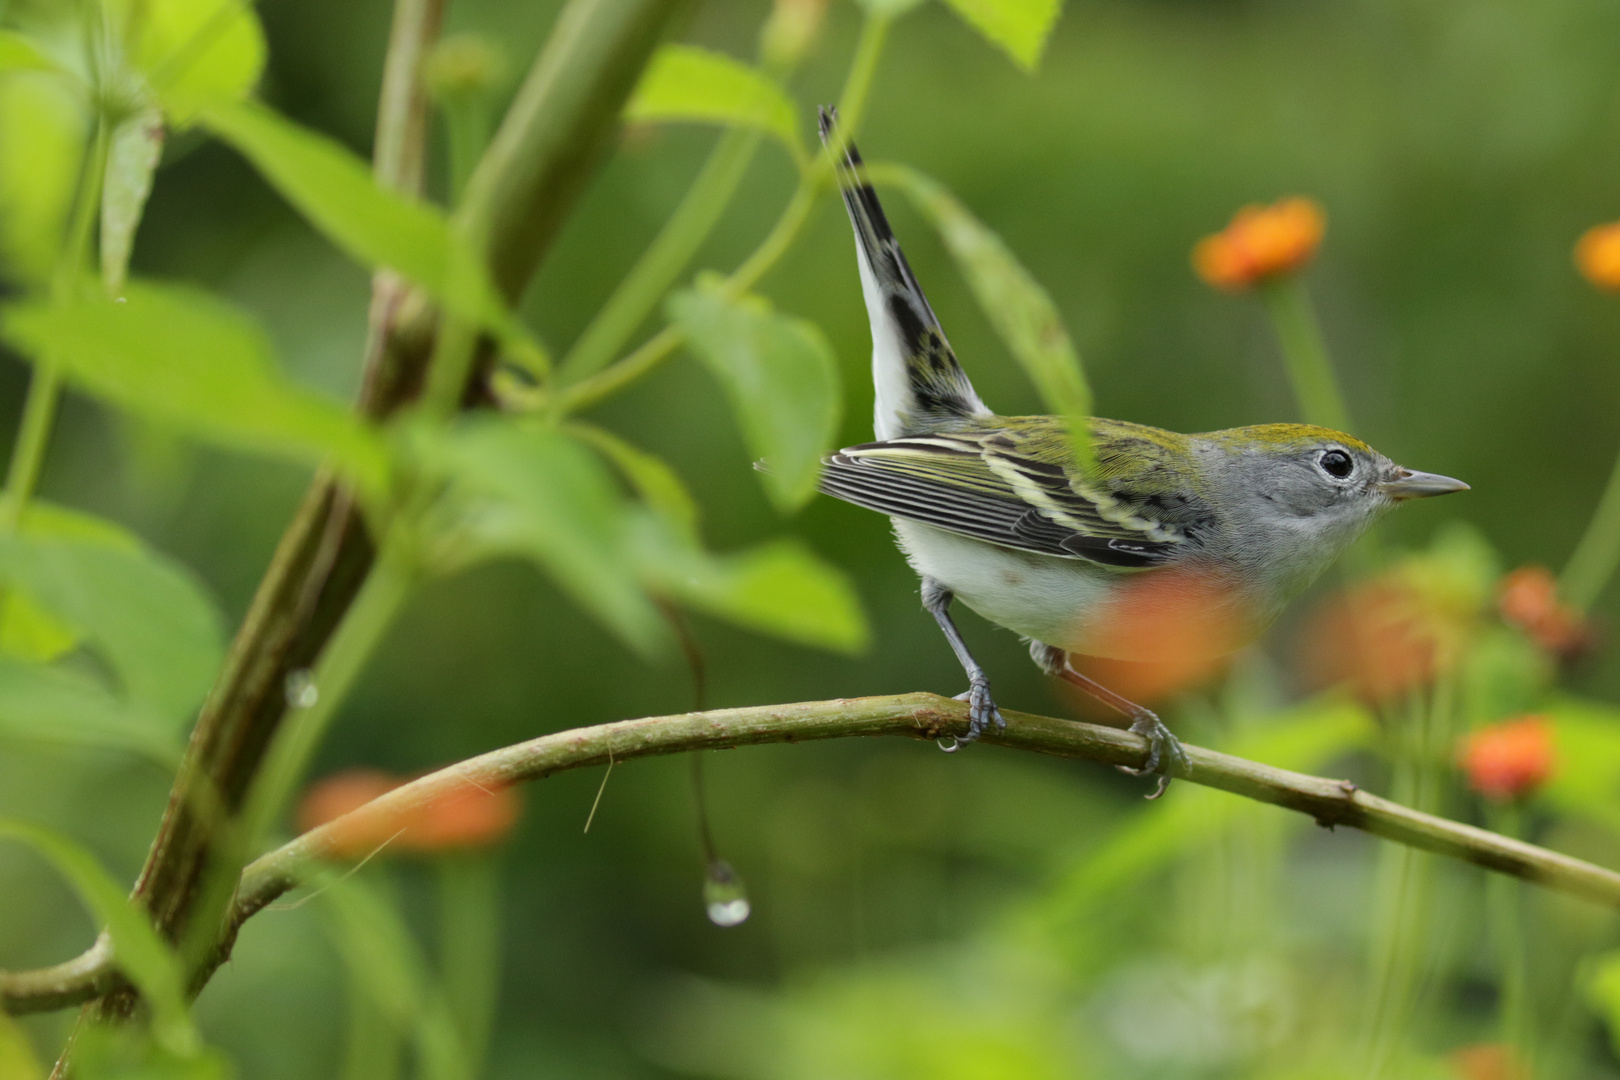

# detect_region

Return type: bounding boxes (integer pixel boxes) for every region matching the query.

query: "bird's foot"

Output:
[1115,712,1190,799]
[945,678,1004,750]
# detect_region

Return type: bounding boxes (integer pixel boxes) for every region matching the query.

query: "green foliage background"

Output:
[8,0,1620,1076]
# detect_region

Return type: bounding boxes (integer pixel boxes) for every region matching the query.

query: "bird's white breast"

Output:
[892,518,1118,652]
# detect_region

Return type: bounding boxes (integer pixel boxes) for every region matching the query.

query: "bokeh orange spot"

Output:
[297,769,521,857]
[1066,569,1246,704]
[1192,197,1326,291]
[1449,1042,1531,1080]
[1459,716,1556,802]
[1300,576,1473,702]
[1499,565,1589,658]
[1576,222,1620,292]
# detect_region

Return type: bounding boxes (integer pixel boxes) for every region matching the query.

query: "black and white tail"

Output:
[817,107,988,440]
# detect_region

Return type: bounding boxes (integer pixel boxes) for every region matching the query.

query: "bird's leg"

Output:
[921,577,1004,744]
[1029,641,1190,799]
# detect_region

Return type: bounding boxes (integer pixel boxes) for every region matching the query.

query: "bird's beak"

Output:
[1381,468,1470,500]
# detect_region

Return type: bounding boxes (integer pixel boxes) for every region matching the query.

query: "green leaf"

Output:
[0,504,148,663]
[101,109,165,295]
[567,423,700,540]
[0,279,387,490]
[883,164,1093,470]
[198,100,538,367]
[0,1009,45,1080]
[0,655,179,763]
[0,30,62,73]
[668,276,841,513]
[108,0,266,121]
[937,0,1063,71]
[0,73,86,283]
[635,523,868,654]
[0,819,199,1057]
[0,532,224,720]
[423,419,666,657]
[625,44,801,153]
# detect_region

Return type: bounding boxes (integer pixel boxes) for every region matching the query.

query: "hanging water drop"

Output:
[936,735,961,753]
[703,859,750,927]
[285,669,319,709]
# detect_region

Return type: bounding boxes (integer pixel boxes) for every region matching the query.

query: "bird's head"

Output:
[1195,423,1468,593]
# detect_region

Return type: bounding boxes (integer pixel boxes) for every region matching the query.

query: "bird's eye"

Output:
[1319,449,1354,479]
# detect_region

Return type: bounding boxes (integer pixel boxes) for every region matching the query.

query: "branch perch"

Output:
[8,692,1620,1015]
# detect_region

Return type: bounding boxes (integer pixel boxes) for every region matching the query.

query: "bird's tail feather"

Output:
[817,106,987,440]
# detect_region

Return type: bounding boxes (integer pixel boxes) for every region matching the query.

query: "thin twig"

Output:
[9,691,1620,1016]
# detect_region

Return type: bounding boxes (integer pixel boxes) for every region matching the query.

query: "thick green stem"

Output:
[1259,276,1352,435]
[1559,443,1620,611]
[559,127,765,385]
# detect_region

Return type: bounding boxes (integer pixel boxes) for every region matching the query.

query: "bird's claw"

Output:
[949,679,1004,746]
[1115,712,1189,799]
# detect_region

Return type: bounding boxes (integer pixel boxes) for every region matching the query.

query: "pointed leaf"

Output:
[424,419,666,657]
[198,100,538,366]
[101,109,165,295]
[0,819,199,1057]
[668,276,840,512]
[635,523,868,653]
[0,279,387,490]
[625,45,801,153]
[568,423,700,540]
[0,533,224,720]
[884,164,1092,470]
[939,0,1063,71]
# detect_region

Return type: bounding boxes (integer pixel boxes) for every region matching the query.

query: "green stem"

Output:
[558,126,765,385]
[1486,804,1533,1068]
[442,95,493,208]
[1258,276,1352,435]
[549,12,893,415]
[437,855,501,1074]
[0,115,111,533]
[238,537,416,850]
[1559,443,1620,611]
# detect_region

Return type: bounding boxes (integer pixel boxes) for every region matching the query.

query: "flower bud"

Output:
[760,0,828,71]
[1458,716,1556,802]
[1193,197,1325,291]
[1576,221,1620,292]
[424,33,506,101]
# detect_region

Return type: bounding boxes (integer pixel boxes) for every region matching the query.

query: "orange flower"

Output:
[1576,222,1620,292]
[1459,716,1556,802]
[297,769,521,857]
[1449,1043,1530,1080]
[1301,580,1462,701]
[1192,197,1326,291]
[1499,565,1590,657]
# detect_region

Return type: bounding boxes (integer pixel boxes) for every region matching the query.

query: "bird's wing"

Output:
[819,420,1210,568]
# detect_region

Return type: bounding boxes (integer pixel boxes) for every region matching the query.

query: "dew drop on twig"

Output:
[703,859,750,927]
[285,669,319,709]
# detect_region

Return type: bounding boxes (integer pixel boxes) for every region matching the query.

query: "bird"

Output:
[814,108,1469,795]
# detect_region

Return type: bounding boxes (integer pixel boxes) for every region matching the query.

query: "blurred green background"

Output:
[9,0,1620,1076]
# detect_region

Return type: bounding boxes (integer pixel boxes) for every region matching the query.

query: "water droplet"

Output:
[703,859,750,927]
[285,670,319,709]
[936,735,960,753]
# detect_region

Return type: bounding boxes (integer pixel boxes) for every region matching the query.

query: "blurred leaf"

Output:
[1588,950,1620,1059]
[317,874,468,1080]
[938,0,1063,71]
[109,0,266,121]
[1542,697,1620,832]
[668,275,840,513]
[0,532,224,720]
[854,0,929,17]
[0,30,61,73]
[198,100,538,365]
[72,1023,230,1080]
[883,164,1093,469]
[0,819,200,1058]
[0,1010,44,1080]
[0,279,387,490]
[0,503,149,664]
[0,72,86,283]
[0,655,179,762]
[101,109,165,295]
[567,423,700,540]
[634,522,868,654]
[625,45,801,153]
[422,419,667,658]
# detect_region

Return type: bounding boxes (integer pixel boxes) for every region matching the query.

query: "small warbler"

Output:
[816,110,1468,794]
